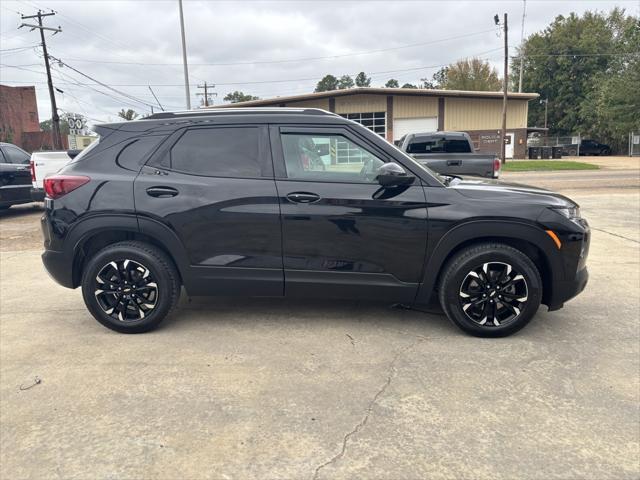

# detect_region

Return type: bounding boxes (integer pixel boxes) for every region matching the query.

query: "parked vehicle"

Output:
[397,131,501,179]
[40,108,590,337]
[0,142,32,209]
[30,150,75,201]
[579,139,611,156]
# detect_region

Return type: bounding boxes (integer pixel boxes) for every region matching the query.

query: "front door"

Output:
[0,145,32,206]
[271,126,429,302]
[505,133,515,159]
[135,124,283,296]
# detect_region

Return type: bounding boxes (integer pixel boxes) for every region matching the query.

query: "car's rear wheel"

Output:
[438,243,542,337]
[81,241,180,333]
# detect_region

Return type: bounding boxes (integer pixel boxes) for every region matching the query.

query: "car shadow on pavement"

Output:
[163,294,454,336]
[0,203,43,219]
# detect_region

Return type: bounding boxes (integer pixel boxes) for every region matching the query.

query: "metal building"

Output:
[214,87,539,159]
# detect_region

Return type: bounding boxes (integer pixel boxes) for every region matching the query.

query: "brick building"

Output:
[0,84,66,152]
[214,87,539,159]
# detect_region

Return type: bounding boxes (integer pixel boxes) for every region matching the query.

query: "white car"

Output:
[30,150,75,201]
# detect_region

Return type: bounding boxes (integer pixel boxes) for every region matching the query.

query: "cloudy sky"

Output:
[0,0,635,125]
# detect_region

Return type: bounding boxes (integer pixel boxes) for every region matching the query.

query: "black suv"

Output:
[41,108,589,337]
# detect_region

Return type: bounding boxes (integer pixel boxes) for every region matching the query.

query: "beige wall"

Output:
[393,96,438,119]
[284,98,330,110]
[444,98,529,130]
[335,94,386,114]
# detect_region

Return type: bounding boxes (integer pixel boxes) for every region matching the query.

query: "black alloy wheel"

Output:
[94,259,159,322]
[458,262,528,327]
[81,241,180,333]
[439,243,542,337]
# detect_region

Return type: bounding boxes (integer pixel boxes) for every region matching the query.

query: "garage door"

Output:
[394,117,438,141]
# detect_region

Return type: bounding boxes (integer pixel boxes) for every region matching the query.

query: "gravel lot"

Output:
[1,160,638,479]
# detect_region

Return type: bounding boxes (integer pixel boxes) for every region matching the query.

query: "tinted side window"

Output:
[281,133,384,183]
[117,135,167,171]
[3,146,30,164]
[170,127,261,178]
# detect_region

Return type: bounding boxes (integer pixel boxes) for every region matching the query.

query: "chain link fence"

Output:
[526,134,582,158]
[629,132,640,156]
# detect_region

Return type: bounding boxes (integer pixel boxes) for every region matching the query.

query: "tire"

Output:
[438,243,542,337]
[81,241,181,333]
[568,148,577,156]
[601,148,611,156]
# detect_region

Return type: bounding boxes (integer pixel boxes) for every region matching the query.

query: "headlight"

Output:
[552,206,581,220]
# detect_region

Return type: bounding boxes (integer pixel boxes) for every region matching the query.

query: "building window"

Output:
[340,112,386,137]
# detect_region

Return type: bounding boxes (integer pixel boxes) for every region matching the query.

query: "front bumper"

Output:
[547,266,588,311]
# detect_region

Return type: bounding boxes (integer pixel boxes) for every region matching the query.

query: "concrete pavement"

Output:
[0,179,638,479]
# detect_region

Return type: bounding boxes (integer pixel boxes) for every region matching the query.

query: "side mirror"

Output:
[376,162,415,187]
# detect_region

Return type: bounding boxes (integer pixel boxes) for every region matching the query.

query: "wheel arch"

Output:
[67,214,188,288]
[417,220,562,306]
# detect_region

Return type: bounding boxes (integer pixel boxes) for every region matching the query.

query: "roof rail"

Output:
[145,107,336,120]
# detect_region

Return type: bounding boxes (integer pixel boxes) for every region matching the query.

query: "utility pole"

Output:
[495,13,509,164]
[20,11,62,150]
[148,86,164,111]
[178,0,191,110]
[541,98,548,129]
[196,82,217,107]
[518,0,527,93]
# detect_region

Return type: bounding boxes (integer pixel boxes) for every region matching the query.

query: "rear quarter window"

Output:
[116,135,168,171]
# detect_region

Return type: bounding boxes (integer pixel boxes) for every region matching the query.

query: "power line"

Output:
[48,54,156,110]
[56,28,498,67]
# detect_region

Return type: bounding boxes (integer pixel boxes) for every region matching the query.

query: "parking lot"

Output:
[1,160,638,479]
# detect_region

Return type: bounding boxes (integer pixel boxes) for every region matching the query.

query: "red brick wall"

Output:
[466,128,528,159]
[0,84,41,150]
[22,131,68,152]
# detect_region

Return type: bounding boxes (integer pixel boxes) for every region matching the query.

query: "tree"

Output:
[355,72,371,87]
[117,109,139,121]
[223,91,260,103]
[513,8,638,151]
[401,83,418,89]
[438,58,501,91]
[315,74,339,92]
[384,79,400,88]
[337,75,355,89]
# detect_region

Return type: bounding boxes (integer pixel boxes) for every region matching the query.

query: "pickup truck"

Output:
[397,131,500,179]
[30,150,77,201]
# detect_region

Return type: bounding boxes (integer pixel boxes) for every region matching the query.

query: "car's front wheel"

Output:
[438,243,542,337]
[81,241,181,333]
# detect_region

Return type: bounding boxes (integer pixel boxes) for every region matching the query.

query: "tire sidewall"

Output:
[441,248,542,337]
[81,245,176,333]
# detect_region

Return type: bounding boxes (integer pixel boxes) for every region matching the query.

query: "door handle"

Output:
[16,166,29,171]
[146,186,179,198]
[446,160,462,166]
[286,192,321,204]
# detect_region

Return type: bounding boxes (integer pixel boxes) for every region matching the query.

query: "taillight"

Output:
[44,175,90,199]
[30,160,36,182]
[493,157,501,172]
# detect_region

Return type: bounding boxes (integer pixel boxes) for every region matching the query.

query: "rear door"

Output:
[271,125,429,302]
[135,124,283,296]
[0,145,32,205]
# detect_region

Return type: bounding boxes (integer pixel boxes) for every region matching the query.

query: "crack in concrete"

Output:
[311,338,423,480]
[590,227,640,244]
